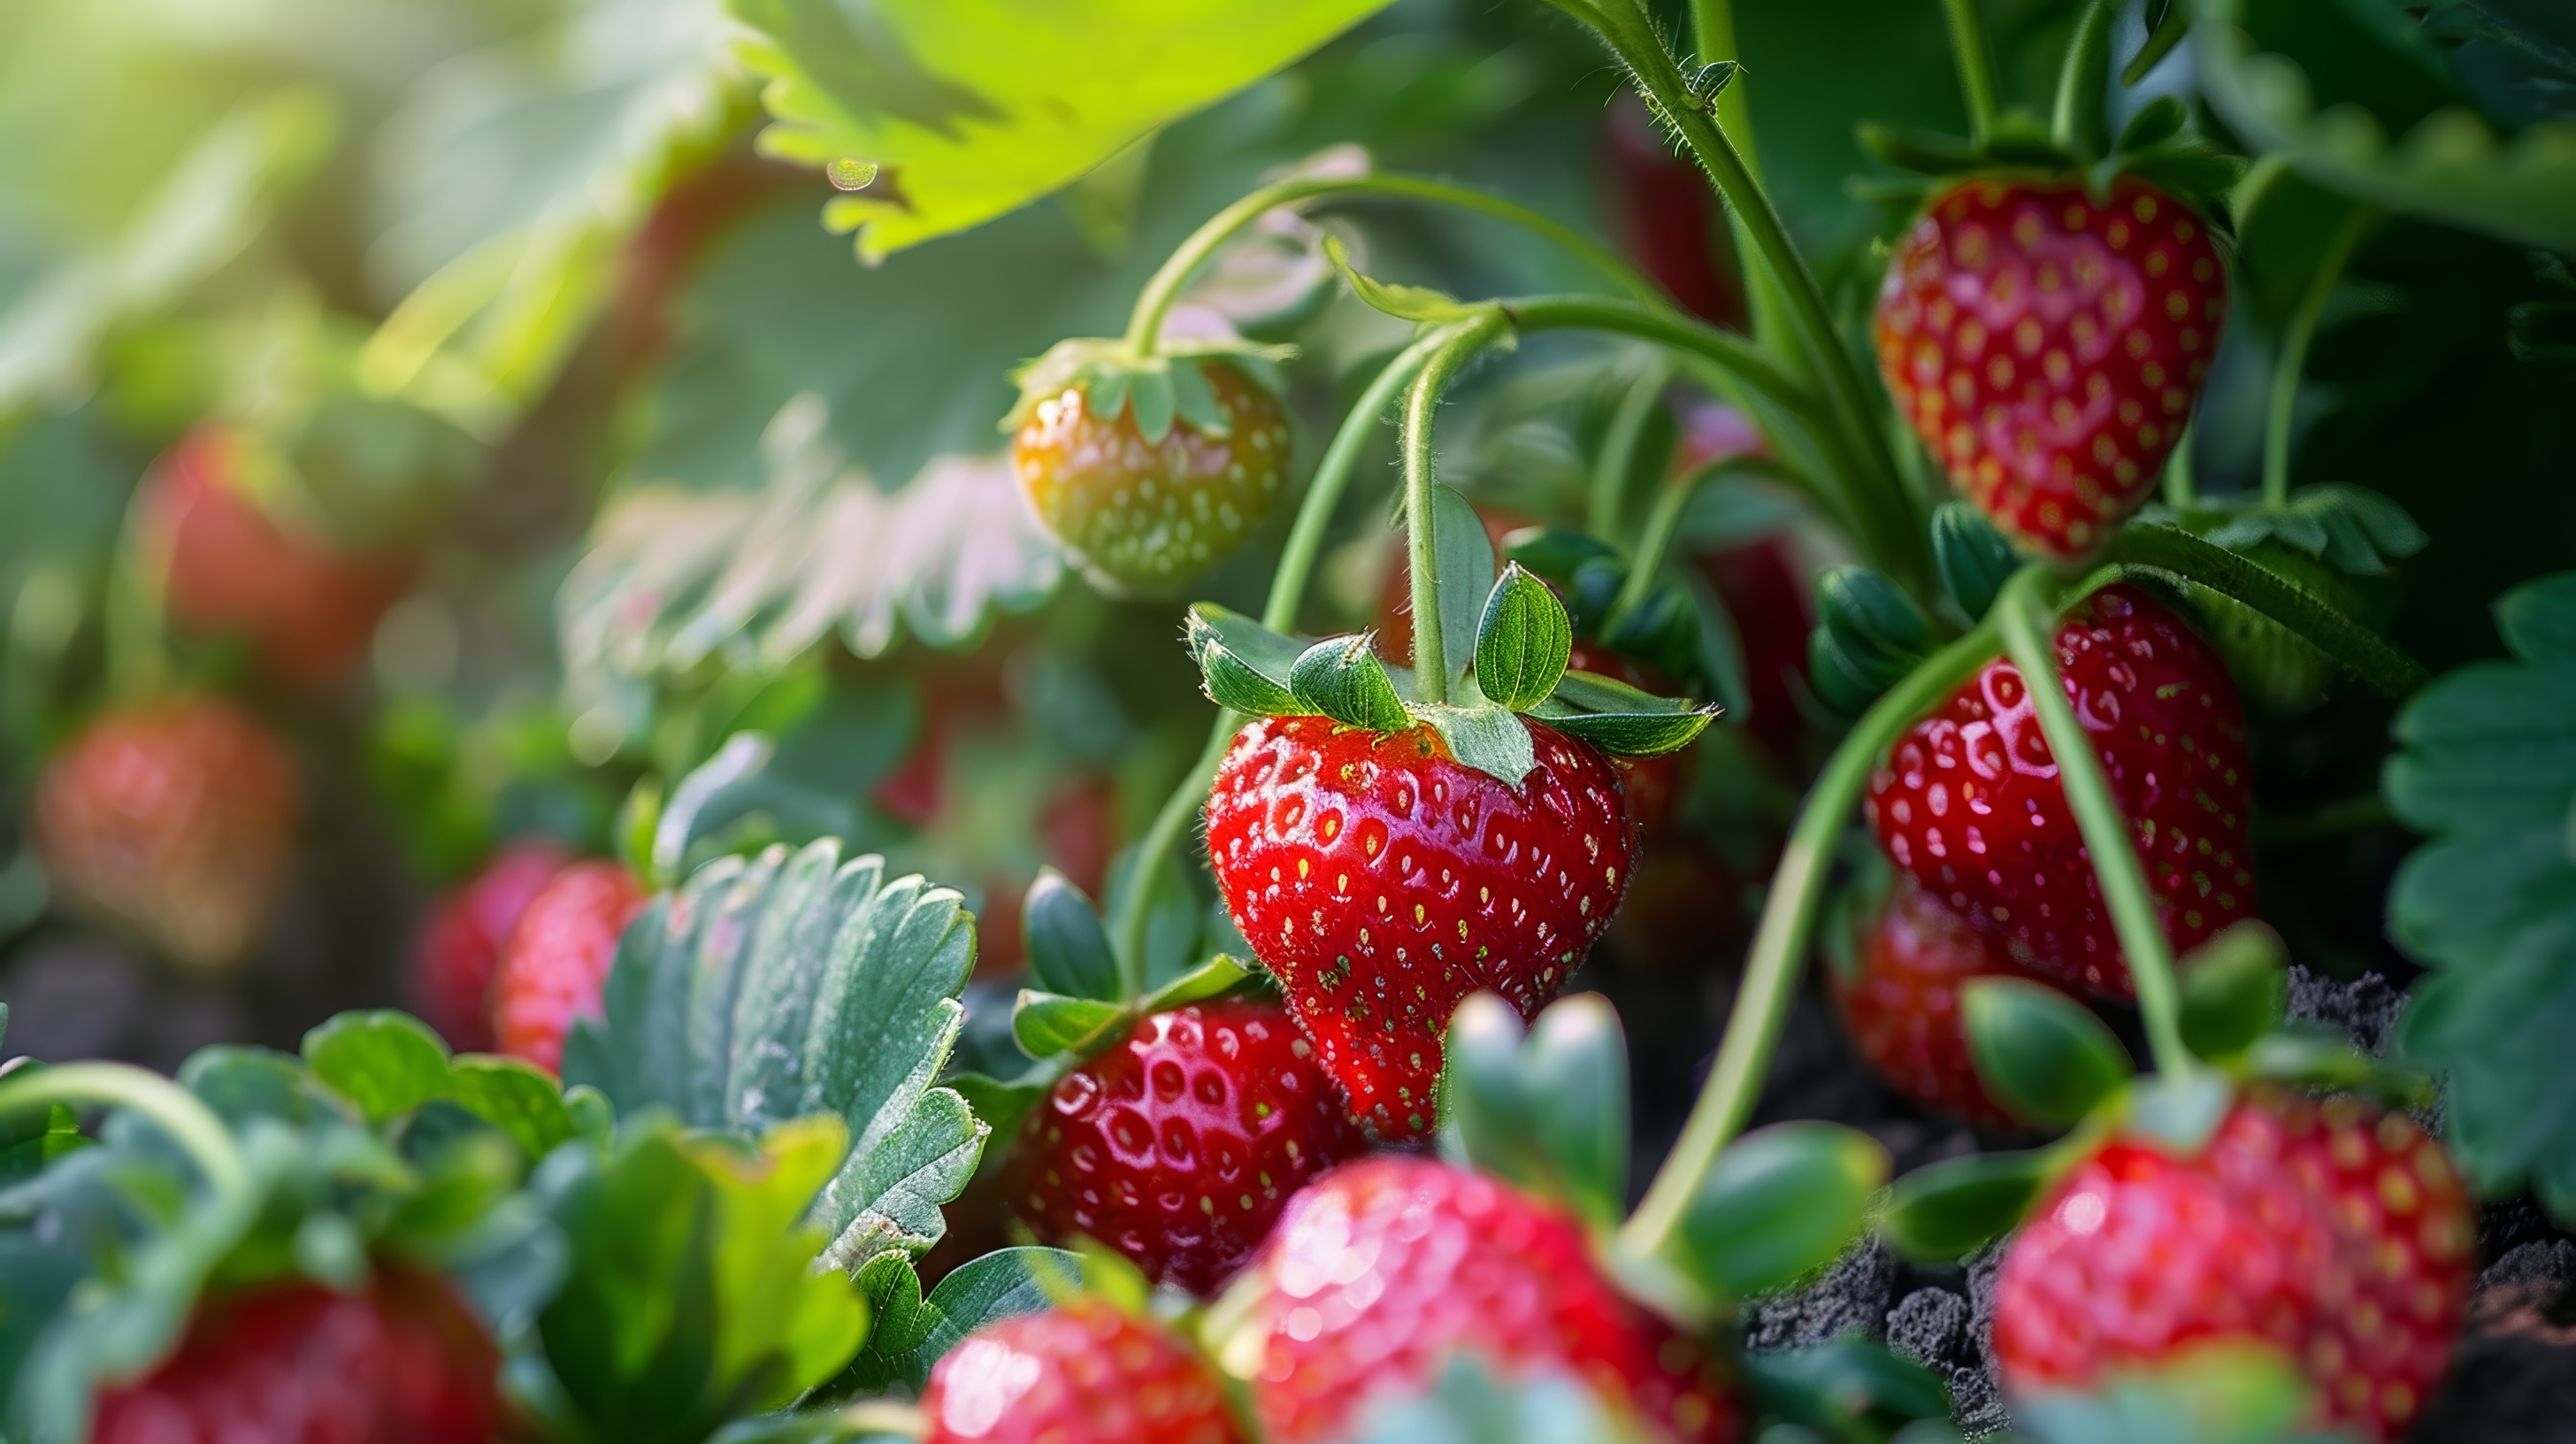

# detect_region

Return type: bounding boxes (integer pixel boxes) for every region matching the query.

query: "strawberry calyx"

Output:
[1003,335,1294,442]
[1499,526,1708,695]
[1859,92,2243,223]
[1184,564,1716,787]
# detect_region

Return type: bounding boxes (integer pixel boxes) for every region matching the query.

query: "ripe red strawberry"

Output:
[1225,1156,1742,1443]
[1995,1087,2472,1440]
[146,425,413,687]
[1875,177,2228,557]
[1828,879,2057,1128]
[492,859,648,1074]
[34,697,297,973]
[1005,1000,1366,1294]
[1203,716,1634,1139]
[1864,583,2255,999]
[1011,359,1290,594]
[923,1300,1243,1444]
[410,840,574,1053]
[93,1265,498,1443]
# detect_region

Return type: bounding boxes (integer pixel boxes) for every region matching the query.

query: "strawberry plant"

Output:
[5,0,2576,1439]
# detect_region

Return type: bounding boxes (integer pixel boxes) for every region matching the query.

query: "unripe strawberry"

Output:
[1995,1087,2472,1440]
[93,1265,498,1443]
[491,859,647,1074]
[923,1300,1243,1444]
[34,697,297,973]
[1876,178,2227,557]
[410,840,574,1053]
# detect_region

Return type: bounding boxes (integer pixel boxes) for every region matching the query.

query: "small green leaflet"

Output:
[1475,563,1574,711]
[301,1011,580,1160]
[1530,671,1719,757]
[2385,572,2576,1217]
[1291,634,1411,731]
[1322,234,1491,323]
[832,1246,1079,1394]
[732,0,1398,259]
[1186,603,1304,715]
[561,836,988,1270]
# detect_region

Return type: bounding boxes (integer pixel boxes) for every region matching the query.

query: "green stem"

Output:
[1942,0,2002,145]
[2051,0,2117,157]
[1403,318,1515,703]
[1588,357,1673,542]
[1125,175,1665,353]
[1619,598,2020,1256]
[1606,454,1802,629]
[1108,325,1476,977]
[1992,568,2192,1077]
[0,1062,250,1203]
[2263,206,2372,508]
[2120,3,2190,87]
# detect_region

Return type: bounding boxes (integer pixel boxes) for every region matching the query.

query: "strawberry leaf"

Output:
[1961,979,2136,1130]
[1290,634,1412,732]
[563,838,988,1270]
[2385,572,2576,1217]
[1674,1123,1888,1300]
[1024,870,1123,1003]
[1882,1148,2058,1262]
[1474,563,1575,711]
[1185,603,1305,716]
[828,1246,1080,1396]
[300,1011,578,1160]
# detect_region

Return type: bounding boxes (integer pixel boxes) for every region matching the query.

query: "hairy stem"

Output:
[1943,0,2002,145]
[1403,318,1515,703]
[1109,325,1476,978]
[2263,206,2373,508]
[1620,592,2023,1255]
[1992,567,2192,1077]
[1125,175,1665,353]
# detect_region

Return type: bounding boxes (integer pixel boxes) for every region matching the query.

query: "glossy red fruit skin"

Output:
[1011,362,1290,595]
[922,1300,1243,1444]
[1863,585,2255,999]
[1007,1002,1366,1294]
[492,860,648,1074]
[1230,1156,1742,1444]
[1829,879,2050,1128]
[1876,178,2227,557]
[410,841,574,1053]
[1996,1088,2472,1441]
[93,1265,499,1444]
[1204,716,1634,1139]
[147,426,412,686]
[34,698,297,974]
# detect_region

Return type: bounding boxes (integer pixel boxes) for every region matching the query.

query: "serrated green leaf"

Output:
[1012,991,1130,1059]
[1882,1149,2057,1261]
[1676,1123,1888,1300]
[1024,870,1123,1003]
[301,1012,454,1125]
[2177,924,2289,1064]
[1475,563,1575,711]
[1291,634,1412,732]
[733,0,1395,260]
[565,837,990,1269]
[832,1246,1078,1396]
[1185,603,1305,715]
[1962,979,2135,1130]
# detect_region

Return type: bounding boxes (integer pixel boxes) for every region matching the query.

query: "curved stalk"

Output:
[1108,324,1480,976]
[2263,206,2373,508]
[0,1062,251,1203]
[1942,0,2003,144]
[1620,589,2028,1256]
[1403,317,1516,702]
[1992,567,2192,1076]
[1589,357,1674,542]
[1605,453,1806,629]
[1125,175,1666,353]
[2052,0,2117,157]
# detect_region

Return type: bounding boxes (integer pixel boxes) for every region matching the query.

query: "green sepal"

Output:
[1931,500,2021,622]
[1474,563,1574,711]
[1882,1148,2058,1261]
[2177,923,2288,1064]
[1184,603,1303,716]
[1738,1340,1953,1441]
[1531,670,1719,757]
[1004,336,1293,434]
[1291,634,1412,732]
[1413,701,1539,787]
[1168,356,1225,437]
[1011,991,1129,1060]
[1128,364,1177,445]
[2014,1342,2338,1444]
[1674,1122,1889,1299]
[1438,993,1629,1234]
[1023,869,1122,1004]
[1962,979,2136,1130]
[2120,1069,2236,1155]
[1816,566,1936,683]
[1322,234,1492,325]
[2117,96,2189,154]
[1135,952,1257,1015]
[2240,1029,2437,1111]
